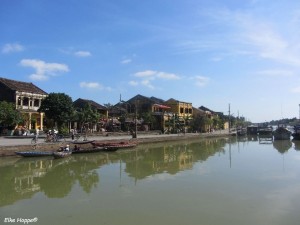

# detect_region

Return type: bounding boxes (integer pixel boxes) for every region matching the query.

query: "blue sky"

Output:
[1,0,300,122]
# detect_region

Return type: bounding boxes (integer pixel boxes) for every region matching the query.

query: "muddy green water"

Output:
[1,136,300,225]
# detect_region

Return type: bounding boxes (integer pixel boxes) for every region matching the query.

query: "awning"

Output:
[153,104,171,109]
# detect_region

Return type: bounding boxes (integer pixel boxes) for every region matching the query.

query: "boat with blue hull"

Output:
[15,151,54,157]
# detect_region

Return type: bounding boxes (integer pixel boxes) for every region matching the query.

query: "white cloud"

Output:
[129,80,139,86]
[156,72,180,80]
[134,70,157,77]
[185,8,300,68]
[290,86,300,93]
[257,70,294,77]
[228,11,300,67]
[74,51,91,57]
[141,79,155,89]
[80,82,102,89]
[20,59,69,81]
[192,76,210,87]
[29,74,48,81]
[121,59,132,64]
[132,70,181,89]
[134,70,181,80]
[80,81,112,91]
[2,43,24,53]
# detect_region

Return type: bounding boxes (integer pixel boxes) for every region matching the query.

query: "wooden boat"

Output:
[71,147,105,154]
[15,151,54,157]
[53,151,72,159]
[101,146,119,152]
[273,126,291,140]
[91,141,138,150]
[70,140,95,145]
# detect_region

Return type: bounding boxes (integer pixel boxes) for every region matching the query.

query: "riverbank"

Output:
[0,130,230,157]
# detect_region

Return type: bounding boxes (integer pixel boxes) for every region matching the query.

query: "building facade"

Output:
[73,98,108,132]
[164,98,193,118]
[0,77,48,130]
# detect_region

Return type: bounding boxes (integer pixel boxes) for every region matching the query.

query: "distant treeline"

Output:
[268,117,298,126]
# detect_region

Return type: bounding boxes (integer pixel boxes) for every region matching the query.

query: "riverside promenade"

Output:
[0,130,230,157]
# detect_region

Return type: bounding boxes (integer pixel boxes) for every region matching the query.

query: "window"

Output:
[34,99,39,107]
[23,97,29,106]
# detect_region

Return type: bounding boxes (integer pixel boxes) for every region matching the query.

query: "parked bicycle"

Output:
[73,133,88,141]
[44,130,66,143]
[31,135,38,145]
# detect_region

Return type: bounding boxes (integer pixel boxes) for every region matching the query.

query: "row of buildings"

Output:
[0,77,228,134]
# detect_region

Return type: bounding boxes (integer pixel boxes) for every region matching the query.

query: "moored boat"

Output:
[292,125,300,140]
[91,141,138,150]
[15,151,54,157]
[70,140,95,145]
[71,147,105,154]
[53,151,72,159]
[258,126,273,136]
[101,146,119,152]
[273,126,291,140]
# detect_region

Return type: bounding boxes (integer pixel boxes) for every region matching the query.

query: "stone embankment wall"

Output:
[0,131,230,157]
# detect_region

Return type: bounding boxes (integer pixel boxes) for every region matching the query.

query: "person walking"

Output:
[31,128,39,145]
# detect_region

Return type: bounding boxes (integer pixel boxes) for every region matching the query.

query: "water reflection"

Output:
[0,137,295,208]
[273,140,292,154]
[0,139,227,206]
[293,140,300,151]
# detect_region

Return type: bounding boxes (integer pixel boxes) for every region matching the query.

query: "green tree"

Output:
[0,101,23,128]
[141,112,155,129]
[190,115,214,133]
[38,93,74,129]
[76,103,101,132]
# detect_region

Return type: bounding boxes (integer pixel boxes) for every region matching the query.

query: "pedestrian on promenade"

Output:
[34,128,39,142]
[71,129,75,140]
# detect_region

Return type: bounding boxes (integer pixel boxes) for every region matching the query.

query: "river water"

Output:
[1,136,300,225]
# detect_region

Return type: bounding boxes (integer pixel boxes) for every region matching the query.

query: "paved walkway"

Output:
[0,130,230,147]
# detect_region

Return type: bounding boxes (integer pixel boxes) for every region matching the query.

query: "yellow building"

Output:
[164,98,193,119]
[0,77,48,130]
[163,98,193,132]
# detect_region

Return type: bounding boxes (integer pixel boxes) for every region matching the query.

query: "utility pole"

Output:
[134,101,137,138]
[228,103,231,133]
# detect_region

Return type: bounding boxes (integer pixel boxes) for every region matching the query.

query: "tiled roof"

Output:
[73,98,107,110]
[0,77,48,95]
[199,106,215,113]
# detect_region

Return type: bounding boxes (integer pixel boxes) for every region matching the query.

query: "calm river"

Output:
[1,136,300,225]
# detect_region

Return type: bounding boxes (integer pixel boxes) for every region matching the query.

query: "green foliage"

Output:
[0,101,23,127]
[38,93,74,128]
[75,103,101,130]
[59,126,69,135]
[141,112,155,125]
[190,115,212,132]
[269,117,298,126]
